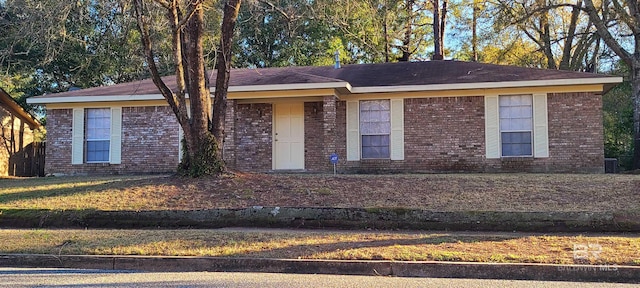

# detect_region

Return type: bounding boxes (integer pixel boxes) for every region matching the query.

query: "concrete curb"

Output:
[2,207,640,232]
[1,254,638,283]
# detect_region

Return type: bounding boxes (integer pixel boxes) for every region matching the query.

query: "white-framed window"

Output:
[499,95,533,157]
[360,100,391,159]
[85,108,111,162]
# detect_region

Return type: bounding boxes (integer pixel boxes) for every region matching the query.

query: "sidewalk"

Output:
[2,253,638,283]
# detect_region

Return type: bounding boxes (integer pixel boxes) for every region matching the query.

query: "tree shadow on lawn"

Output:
[42,232,519,261]
[223,234,518,260]
[0,176,169,206]
[1,229,518,260]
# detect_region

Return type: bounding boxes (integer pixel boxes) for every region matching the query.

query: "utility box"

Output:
[604,158,619,174]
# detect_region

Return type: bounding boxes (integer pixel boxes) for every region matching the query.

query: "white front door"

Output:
[273,102,305,170]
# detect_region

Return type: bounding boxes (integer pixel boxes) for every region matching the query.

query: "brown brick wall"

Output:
[121,106,180,173]
[232,103,272,171]
[548,92,604,172]
[45,109,73,175]
[45,106,180,175]
[223,100,237,167]
[485,92,604,173]
[322,96,338,171]
[335,96,485,173]
[304,101,325,171]
[333,93,603,173]
[228,100,335,172]
[404,96,486,171]
[44,92,605,174]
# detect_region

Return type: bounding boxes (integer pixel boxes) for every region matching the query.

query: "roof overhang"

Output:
[350,77,623,94]
[27,94,165,104]
[0,88,40,128]
[218,82,352,94]
[27,77,622,105]
[28,83,354,104]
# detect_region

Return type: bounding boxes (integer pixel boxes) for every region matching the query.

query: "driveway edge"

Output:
[1,254,637,283]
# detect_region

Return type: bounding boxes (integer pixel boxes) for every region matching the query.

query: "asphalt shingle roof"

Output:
[36,60,616,98]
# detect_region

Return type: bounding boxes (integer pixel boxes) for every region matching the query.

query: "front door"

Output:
[273,102,304,170]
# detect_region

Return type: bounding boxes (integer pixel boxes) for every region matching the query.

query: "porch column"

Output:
[323,96,337,170]
[223,99,236,167]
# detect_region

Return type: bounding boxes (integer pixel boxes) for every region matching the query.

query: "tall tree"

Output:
[235,0,338,67]
[584,0,640,169]
[133,0,241,176]
[471,0,479,61]
[315,0,435,63]
[314,0,391,63]
[449,0,491,62]
[491,0,601,71]
[431,0,447,60]
[0,0,162,98]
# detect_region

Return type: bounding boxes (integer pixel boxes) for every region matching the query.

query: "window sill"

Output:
[499,156,535,163]
[359,158,393,164]
[500,155,533,159]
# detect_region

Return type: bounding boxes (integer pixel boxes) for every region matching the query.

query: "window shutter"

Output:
[390,98,404,160]
[71,108,84,164]
[110,107,122,164]
[346,100,360,161]
[533,93,549,158]
[484,95,500,159]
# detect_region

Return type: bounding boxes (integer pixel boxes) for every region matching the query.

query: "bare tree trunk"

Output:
[472,0,478,62]
[185,2,212,147]
[133,0,242,176]
[432,0,447,60]
[212,0,242,149]
[383,1,390,63]
[584,0,640,169]
[440,0,447,56]
[432,0,442,60]
[632,65,640,170]
[536,0,556,69]
[559,0,582,70]
[133,0,192,158]
[399,0,414,62]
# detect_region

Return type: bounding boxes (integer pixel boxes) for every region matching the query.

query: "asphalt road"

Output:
[0,268,636,288]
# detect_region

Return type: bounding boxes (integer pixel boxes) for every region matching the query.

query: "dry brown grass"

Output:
[1,229,638,265]
[1,173,639,212]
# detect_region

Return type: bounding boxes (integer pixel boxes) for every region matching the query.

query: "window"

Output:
[85,108,110,162]
[499,95,533,157]
[360,100,390,159]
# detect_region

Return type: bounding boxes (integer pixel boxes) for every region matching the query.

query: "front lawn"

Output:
[0,173,638,212]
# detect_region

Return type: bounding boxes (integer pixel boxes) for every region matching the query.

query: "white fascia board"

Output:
[27,94,165,104]
[350,77,623,94]
[212,82,352,93]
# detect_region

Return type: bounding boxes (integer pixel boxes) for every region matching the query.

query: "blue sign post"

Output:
[330,153,339,175]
